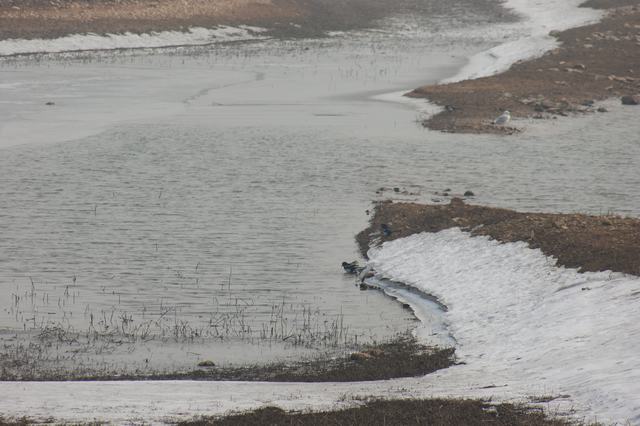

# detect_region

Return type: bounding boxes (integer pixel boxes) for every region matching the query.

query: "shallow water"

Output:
[0,5,639,374]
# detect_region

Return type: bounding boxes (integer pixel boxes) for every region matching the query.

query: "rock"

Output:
[393,187,400,193]
[45,101,55,106]
[597,107,608,113]
[350,352,372,362]
[464,190,475,197]
[359,282,374,290]
[581,100,595,107]
[444,105,456,112]
[364,348,385,357]
[572,63,586,70]
[621,95,640,105]
[197,360,215,367]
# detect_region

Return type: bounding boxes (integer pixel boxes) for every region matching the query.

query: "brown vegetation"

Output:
[357,198,640,276]
[407,2,640,134]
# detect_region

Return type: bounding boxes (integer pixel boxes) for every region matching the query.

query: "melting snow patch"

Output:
[368,228,640,424]
[0,26,267,56]
[443,0,603,82]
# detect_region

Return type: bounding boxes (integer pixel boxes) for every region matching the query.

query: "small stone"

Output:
[350,352,373,362]
[621,95,640,105]
[45,101,55,106]
[597,107,608,113]
[464,190,475,197]
[393,187,400,193]
[364,348,385,357]
[197,360,215,367]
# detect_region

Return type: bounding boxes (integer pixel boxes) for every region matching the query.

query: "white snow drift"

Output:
[0,26,266,56]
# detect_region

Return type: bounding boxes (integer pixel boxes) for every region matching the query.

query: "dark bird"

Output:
[342,261,363,275]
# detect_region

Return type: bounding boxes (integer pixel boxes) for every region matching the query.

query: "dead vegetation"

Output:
[4,332,453,382]
[357,198,640,276]
[178,399,578,426]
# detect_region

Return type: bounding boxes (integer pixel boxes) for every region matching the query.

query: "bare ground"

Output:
[407,1,640,134]
[357,198,640,276]
[0,0,510,40]
[177,399,576,426]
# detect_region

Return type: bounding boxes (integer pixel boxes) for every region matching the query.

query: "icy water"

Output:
[0,3,639,375]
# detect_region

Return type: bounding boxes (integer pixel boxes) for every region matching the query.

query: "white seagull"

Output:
[493,110,511,125]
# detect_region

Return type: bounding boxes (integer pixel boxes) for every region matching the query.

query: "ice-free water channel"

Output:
[0,5,638,376]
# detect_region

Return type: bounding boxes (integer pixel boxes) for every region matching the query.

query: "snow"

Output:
[1,229,639,424]
[368,229,640,424]
[0,26,266,56]
[442,0,603,83]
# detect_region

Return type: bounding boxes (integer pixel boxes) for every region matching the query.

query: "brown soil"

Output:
[0,0,398,40]
[181,334,453,383]
[357,198,640,276]
[178,399,575,426]
[407,1,640,134]
[0,0,305,40]
[0,0,507,41]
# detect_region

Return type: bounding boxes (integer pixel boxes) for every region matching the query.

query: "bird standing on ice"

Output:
[493,110,511,125]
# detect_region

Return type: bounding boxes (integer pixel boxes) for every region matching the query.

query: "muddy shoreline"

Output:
[179,400,573,426]
[357,198,640,276]
[0,0,508,40]
[407,1,640,134]
[0,333,453,383]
